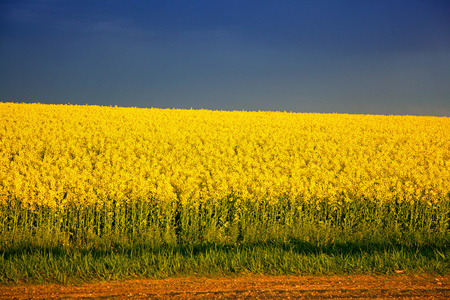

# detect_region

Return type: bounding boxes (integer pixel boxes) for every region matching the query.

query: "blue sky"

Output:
[1,0,449,116]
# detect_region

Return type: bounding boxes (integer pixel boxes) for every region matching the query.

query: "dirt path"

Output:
[1,275,449,299]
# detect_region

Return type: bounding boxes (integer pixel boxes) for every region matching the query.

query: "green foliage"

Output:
[1,196,449,284]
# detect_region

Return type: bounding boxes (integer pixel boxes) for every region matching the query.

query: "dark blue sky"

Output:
[1,0,449,116]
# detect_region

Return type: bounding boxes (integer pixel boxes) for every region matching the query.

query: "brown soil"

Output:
[1,275,449,299]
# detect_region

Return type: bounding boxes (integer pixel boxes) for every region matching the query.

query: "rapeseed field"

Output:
[1,102,450,283]
[1,102,449,246]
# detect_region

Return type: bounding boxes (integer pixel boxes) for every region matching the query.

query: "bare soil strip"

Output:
[1,275,449,299]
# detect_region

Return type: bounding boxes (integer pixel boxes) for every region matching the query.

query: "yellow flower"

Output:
[0,102,449,211]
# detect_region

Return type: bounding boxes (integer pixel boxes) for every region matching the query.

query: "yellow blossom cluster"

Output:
[0,102,449,211]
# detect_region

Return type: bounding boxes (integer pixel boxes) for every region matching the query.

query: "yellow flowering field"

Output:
[1,102,449,209]
[1,102,449,245]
